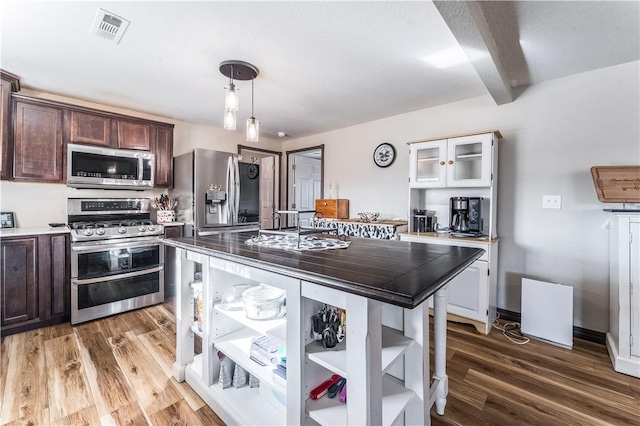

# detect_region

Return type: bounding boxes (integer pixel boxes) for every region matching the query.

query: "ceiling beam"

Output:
[433,0,514,105]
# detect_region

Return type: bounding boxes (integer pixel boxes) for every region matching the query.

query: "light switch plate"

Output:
[542,195,562,209]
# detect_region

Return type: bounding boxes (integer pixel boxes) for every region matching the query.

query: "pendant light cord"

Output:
[251,78,255,118]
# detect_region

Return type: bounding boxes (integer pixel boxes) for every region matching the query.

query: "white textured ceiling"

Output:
[1,1,638,140]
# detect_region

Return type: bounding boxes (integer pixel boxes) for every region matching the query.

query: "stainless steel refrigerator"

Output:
[172,149,261,236]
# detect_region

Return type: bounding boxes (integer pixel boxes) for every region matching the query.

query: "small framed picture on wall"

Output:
[0,212,15,228]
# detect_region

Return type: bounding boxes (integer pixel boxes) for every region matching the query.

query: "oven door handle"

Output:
[72,265,164,286]
[71,238,163,252]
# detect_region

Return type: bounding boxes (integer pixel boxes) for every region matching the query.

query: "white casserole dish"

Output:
[241,284,285,321]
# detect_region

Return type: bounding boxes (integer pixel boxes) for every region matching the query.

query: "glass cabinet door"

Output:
[409,139,447,188]
[446,133,493,187]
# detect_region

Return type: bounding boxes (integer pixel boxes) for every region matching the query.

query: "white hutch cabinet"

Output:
[401,131,501,334]
[607,211,640,378]
[408,132,494,189]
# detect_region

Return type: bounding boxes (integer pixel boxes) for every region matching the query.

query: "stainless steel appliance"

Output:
[413,209,435,233]
[68,198,164,325]
[67,143,154,189]
[172,149,261,236]
[449,196,487,237]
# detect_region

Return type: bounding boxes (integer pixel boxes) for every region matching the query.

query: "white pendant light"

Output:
[246,78,259,142]
[219,60,259,137]
[224,109,236,130]
[225,82,238,112]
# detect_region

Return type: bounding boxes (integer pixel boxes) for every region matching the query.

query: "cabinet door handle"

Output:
[323,202,327,206]
[448,160,454,165]
[439,161,445,166]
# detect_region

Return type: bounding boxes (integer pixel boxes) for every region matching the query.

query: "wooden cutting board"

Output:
[591,166,640,203]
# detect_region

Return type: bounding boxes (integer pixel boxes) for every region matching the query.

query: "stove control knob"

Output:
[96,228,106,236]
[148,225,156,232]
[82,229,94,237]
[138,226,146,232]
[118,227,127,234]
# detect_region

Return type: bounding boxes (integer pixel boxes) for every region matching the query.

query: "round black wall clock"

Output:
[247,163,259,179]
[373,143,396,168]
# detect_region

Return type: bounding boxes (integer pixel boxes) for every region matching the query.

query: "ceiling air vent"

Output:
[91,8,130,44]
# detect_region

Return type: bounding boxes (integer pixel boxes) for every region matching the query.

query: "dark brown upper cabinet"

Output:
[1,70,20,180]
[13,96,64,183]
[116,119,152,151]
[7,94,173,185]
[154,125,174,187]
[69,110,112,146]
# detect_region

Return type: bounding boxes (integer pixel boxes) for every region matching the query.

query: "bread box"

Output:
[315,199,349,219]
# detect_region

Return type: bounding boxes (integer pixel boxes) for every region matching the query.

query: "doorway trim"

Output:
[285,144,324,213]
[237,145,283,228]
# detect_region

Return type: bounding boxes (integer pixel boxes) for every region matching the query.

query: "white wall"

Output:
[0,89,282,228]
[282,61,640,332]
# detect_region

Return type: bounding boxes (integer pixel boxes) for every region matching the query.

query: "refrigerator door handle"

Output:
[226,155,235,225]
[233,155,240,225]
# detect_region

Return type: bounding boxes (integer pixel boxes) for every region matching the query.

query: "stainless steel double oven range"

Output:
[68,198,164,325]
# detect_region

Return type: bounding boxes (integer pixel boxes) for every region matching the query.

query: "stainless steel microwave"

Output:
[67,143,154,189]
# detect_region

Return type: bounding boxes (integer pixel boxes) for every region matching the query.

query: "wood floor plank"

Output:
[429,392,507,426]
[44,334,94,422]
[50,404,101,426]
[137,329,206,411]
[194,404,226,426]
[170,378,206,413]
[148,399,205,426]
[98,309,158,340]
[0,334,11,414]
[465,369,613,426]
[137,330,175,377]
[1,408,50,426]
[447,326,638,405]
[0,330,47,425]
[443,354,489,410]
[142,304,176,338]
[108,331,181,416]
[100,400,149,426]
[41,322,74,340]
[74,325,136,418]
[457,351,639,425]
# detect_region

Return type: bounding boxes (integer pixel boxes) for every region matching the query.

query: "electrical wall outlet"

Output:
[542,195,562,209]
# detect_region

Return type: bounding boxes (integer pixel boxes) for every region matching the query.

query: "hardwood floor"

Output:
[431,320,640,426]
[0,299,224,426]
[1,299,638,425]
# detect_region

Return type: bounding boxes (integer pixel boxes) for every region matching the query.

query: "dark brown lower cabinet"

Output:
[0,232,70,336]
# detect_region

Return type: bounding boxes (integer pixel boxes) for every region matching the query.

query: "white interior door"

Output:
[289,154,321,227]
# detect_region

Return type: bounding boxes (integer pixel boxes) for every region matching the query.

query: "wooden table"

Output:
[165,232,484,425]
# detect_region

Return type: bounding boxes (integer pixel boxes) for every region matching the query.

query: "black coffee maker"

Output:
[450,197,484,235]
[450,197,469,232]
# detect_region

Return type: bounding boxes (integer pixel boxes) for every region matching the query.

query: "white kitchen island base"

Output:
[165,232,483,425]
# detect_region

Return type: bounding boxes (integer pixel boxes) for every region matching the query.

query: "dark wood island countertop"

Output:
[163,232,484,309]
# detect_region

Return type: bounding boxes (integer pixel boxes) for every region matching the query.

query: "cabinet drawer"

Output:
[315,199,349,219]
